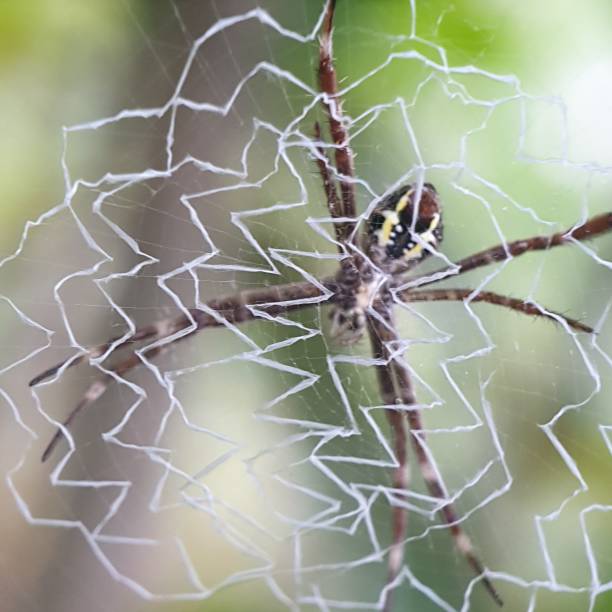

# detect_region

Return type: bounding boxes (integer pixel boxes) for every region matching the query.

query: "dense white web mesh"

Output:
[3,1,612,611]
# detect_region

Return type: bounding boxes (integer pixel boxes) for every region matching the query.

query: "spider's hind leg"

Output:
[369,299,504,609]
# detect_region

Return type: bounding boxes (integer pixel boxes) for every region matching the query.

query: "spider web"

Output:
[2,1,612,611]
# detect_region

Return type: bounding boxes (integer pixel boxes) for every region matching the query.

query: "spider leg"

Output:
[30,279,337,388]
[28,323,162,387]
[313,121,344,249]
[32,278,338,461]
[410,212,612,288]
[369,300,503,608]
[40,345,165,462]
[317,0,377,346]
[401,287,594,333]
[318,0,357,240]
[366,316,410,612]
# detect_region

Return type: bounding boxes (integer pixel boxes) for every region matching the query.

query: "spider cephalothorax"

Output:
[367,182,443,270]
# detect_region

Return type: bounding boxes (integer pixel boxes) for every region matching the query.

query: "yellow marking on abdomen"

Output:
[404,213,440,259]
[404,242,423,259]
[379,210,399,246]
[395,189,413,213]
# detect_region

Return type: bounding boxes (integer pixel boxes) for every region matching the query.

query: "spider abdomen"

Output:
[368,183,443,263]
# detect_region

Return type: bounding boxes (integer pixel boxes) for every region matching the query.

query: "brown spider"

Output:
[29,1,612,609]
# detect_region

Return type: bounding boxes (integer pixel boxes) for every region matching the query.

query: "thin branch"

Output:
[401,287,594,333]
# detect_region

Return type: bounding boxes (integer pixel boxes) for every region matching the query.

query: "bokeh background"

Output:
[1,1,611,611]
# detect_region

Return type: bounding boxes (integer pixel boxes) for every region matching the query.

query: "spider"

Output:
[29,1,611,610]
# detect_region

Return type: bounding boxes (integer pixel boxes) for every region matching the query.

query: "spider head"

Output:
[367,182,443,266]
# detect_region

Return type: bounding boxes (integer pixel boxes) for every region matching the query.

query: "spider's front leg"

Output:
[409,212,612,289]
[318,0,357,233]
[316,0,376,345]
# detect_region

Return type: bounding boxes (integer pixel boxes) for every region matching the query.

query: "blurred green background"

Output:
[0,1,611,612]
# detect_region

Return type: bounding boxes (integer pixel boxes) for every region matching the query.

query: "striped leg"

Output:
[400,287,593,333]
[313,121,344,249]
[369,299,503,607]
[318,0,357,242]
[410,212,612,288]
[40,343,167,462]
[32,279,337,461]
[367,317,410,612]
